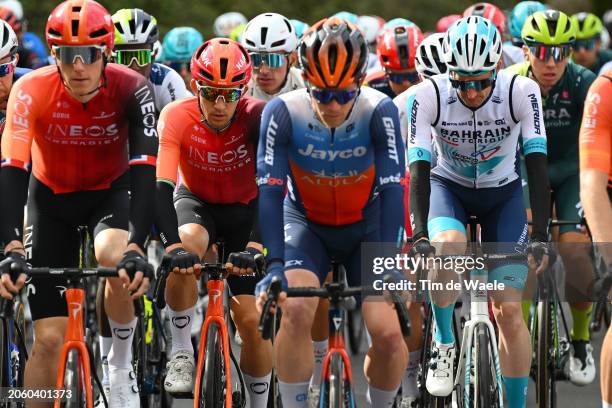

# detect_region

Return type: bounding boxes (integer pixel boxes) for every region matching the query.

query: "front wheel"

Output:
[329,353,344,408]
[536,301,554,408]
[201,323,226,408]
[62,350,86,408]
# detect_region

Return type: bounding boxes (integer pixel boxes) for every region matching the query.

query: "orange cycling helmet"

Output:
[377,25,424,70]
[46,0,114,49]
[0,7,23,34]
[190,38,252,88]
[299,17,368,89]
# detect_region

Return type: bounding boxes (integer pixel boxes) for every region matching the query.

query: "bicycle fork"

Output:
[55,288,93,408]
[454,270,504,408]
[193,279,232,408]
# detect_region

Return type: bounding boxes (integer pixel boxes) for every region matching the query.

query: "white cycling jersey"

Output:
[247,67,305,102]
[397,69,547,188]
[149,62,192,112]
[502,42,524,68]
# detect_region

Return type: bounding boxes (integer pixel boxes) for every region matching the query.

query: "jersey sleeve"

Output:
[580,75,612,175]
[407,80,437,165]
[257,98,292,265]
[162,68,193,105]
[371,98,406,245]
[1,77,36,171]
[127,79,159,166]
[156,102,183,186]
[513,76,547,156]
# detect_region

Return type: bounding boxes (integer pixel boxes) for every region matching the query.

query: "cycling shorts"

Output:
[283,200,381,287]
[26,173,129,321]
[428,174,529,290]
[174,186,258,297]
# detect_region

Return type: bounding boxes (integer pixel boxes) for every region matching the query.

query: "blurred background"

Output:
[16,0,602,40]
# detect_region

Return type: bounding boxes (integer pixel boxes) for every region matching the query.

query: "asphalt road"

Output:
[173,309,607,407]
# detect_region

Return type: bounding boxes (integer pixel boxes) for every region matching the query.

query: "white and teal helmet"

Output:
[443,16,502,73]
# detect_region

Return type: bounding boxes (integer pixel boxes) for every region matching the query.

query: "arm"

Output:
[371,98,405,246]
[515,77,550,241]
[0,81,35,251]
[257,98,292,268]
[406,82,436,240]
[126,80,159,252]
[154,103,182,249]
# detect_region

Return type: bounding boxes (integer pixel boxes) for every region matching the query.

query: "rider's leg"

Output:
[231,294,273,408]
[276,269,320,408]
[402,302,424,400]
[96,279,112,391]
[363,300,409,407]
[310,273,330,392]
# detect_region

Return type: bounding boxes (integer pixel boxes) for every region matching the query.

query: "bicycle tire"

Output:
[132,300,148,406]
[329,353,344,408]
[201,323,226,408]
[536,301,553,408]
[266,369,282,408]
[11,300,27,390]
[62,350,86,408]
[145,313,173,408]
[474,324,498,408]
[0,317,9,389]
[346,310,365,355]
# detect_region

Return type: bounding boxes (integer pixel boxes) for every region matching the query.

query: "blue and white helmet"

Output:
[443,16,502,73]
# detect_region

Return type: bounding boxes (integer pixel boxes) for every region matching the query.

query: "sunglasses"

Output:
[196,82,243,103]
[574,39,596,51]
[0,57,17,77]
[249,52,287,69]
[53,45,106,65]
[114,49,152,67]
[528,44,572,63]
[310,86,359,105]
[450,77,495,92]
[386,70,420,84]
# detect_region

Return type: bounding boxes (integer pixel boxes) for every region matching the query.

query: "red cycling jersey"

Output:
[157,96,264,204]
[1,64,158,193]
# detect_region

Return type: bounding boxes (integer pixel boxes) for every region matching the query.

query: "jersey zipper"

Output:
[472,111,477,188]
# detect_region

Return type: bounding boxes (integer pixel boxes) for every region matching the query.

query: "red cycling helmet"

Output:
[376,25,424,70]
[46,0,114,49]
[436,15,462,33]
[190,38,252,88]
[463,3,507,34]
[0,7,23,34]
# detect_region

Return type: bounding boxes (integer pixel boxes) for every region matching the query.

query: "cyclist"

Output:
[155,38,272,407]
[384,17,416,30]
[241,12,304,101]
[0,19,30,121]
[579,69,612,408]
[112,9,191,111]
[255,17,408,407]
[506,9,597,385]
[508,1,548,47]
[571,12,612,74]
[414,32,448,80]
[0,1,157,406]
[159,26,203,87]
[213,11,248,37]
[407,16,551,408]
[364,25,424,98]
[435,14,461,33]
[463,2,523,67]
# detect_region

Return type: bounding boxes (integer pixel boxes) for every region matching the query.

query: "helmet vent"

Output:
[2,25,8,44]
[220,57,228,79]
[48,28,61,38]
[546,20,558,37]
[245,39,256,47]
[72,6,81,12]
[114,22,124,34]
[283,19,293,32]
[72,20,79,37]
[90,28,109,39]
[128,19,136,36]
[232,72,246,82]
[328,44,338,74]
[261,27,268,45]
[198,69,214,81]
[142,19,151,33]
[398,44,409,68]
[271,39,286,48]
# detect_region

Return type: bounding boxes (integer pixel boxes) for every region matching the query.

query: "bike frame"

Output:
[193,276,232,408]
[453,268,504,407]
[55,284,93,407]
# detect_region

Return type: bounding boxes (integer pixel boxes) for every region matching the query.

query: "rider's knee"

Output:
[233,308,261,340]
[370,325,406,356]
[32,324,64,357]
[494,302,525,335]
[281,298,316,333]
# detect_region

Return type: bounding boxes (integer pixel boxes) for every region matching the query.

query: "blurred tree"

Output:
[18,0,603,45]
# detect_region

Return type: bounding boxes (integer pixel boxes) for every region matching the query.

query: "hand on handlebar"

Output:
[167,247,202,277]
[0,251,28,300]
[255,262,287,313]
[527,240,555,275]
[226,247,265,276]
[117,250,153,299]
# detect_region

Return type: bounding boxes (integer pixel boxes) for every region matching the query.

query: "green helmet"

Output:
[572,12,603,40]
[521,10,576,45]
[112,8,159,46]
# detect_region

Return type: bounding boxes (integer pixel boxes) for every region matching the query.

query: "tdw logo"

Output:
[172,316,191,329]
[113,327,134,340]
